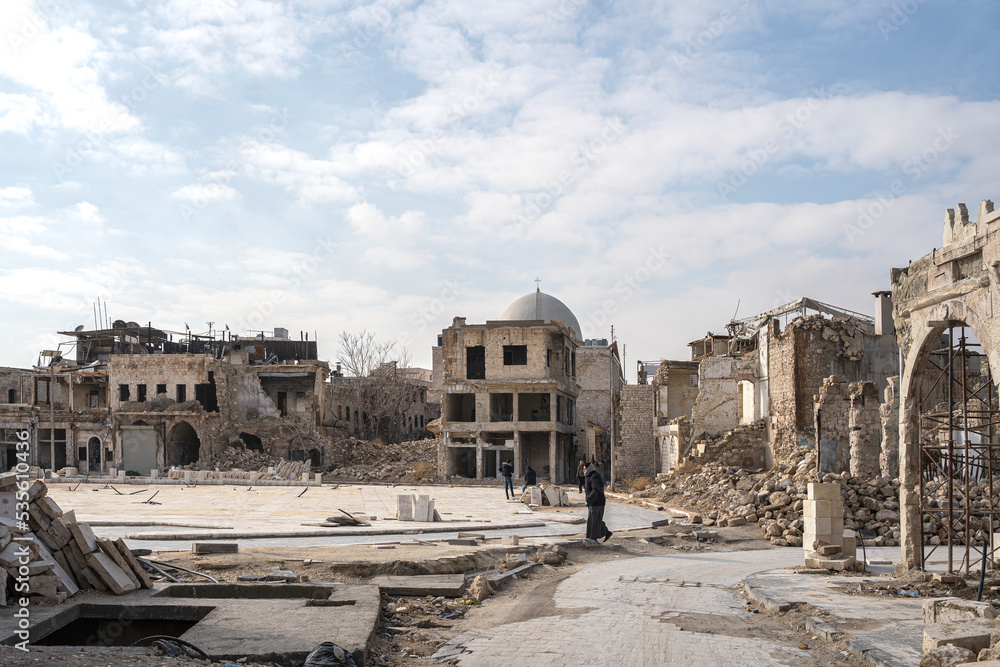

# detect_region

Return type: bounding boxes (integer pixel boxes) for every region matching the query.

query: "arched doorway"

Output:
[7,389,16,403]
[87,437,101,473]
[239,432,264,452]
[904,321,1000,572]
[167,422,201,467]
[308,448,321,467]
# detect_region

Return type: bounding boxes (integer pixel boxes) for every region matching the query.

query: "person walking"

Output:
[585,463,612,543]
[576,459,587,493]
[521,465,536,495]
[500,460,514,499]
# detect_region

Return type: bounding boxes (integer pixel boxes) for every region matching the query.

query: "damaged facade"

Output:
[620,296,900,480]
[0,323,436,476]
[436,289,585,483]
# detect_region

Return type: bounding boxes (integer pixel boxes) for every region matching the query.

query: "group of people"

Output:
[498,458,612,544]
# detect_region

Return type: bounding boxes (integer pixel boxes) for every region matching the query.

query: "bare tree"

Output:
[336,330,417,444]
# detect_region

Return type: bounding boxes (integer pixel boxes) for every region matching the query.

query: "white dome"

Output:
[499,290,582,341]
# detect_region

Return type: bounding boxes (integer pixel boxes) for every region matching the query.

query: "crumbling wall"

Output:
[616,384,655,479]
[879,376,899,478]
[848,381,881,479]
[769,316,871,461]
[657,416,691,473]
[814,376,850,473]
[576,346,615,434]
[689,356,755,436]
[689,419,767,469]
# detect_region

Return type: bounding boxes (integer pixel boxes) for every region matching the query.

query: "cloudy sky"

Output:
[1,0,998,379]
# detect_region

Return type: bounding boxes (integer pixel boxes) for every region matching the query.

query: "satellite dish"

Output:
[112,319,127,328]
[74,325,84,332]
[126,321,140,328]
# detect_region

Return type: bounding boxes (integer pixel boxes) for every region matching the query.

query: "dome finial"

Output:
[534,277,541,292]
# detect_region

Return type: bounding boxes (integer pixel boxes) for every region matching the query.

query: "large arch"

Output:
[899,297,999,570]
[167,421,201,467]
[238,432,264,452]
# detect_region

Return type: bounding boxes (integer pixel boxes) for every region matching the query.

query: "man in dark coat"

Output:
[584,463,612,542]
[576,459,587,493]
[500,461,514,499]
[521,465,536,495]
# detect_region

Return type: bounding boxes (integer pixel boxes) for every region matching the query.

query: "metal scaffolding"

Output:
[918,323,1000,573]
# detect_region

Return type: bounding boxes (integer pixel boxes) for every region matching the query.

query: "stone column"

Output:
[848,381,881,479]
[814,377,850,474]
[475,433,483,479]
[548,431,557,482]
[879,376,900,478]
[513,431,522,477]
[899,390,921,570]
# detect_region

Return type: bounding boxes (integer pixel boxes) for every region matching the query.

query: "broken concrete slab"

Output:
[372,574,467,597]
[920,645,976,667]
[397,494,414,521]
[924,598,998,625]
[923,619,996,654]
[69,521,99,554]
[86,551,138,595]
[193,542,239,554]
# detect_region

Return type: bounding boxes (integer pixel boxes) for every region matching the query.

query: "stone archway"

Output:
[87,436,102,473]
[167,421,201,467]
[239,432,264,452]
[898,302,999,570]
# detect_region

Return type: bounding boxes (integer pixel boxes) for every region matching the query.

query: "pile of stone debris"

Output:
[638,452,902,547]
[0,474,151,606]
[325,437,438,483]
[192,446,311,480]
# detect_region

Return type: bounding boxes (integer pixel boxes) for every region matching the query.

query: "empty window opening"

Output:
[176,384,187,403]
[466,346,485,379]
[309,448,321,467]
[136,384,147,403]
[38,429,67,470]
[156,384,167,395]
[7,389,16,403]
[503,345,527,365]
[447,393,476,422]
[490,393,514,421]
[518,393,550,421]
[87,390,99,408]
[689,374,698,387]
[277,391,288,416]
[119,384,130,402]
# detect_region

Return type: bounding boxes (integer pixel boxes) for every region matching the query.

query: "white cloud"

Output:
[171,183,239,203]
[68,201,104,226]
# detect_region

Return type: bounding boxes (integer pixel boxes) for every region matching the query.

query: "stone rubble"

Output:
[638,452,902,548]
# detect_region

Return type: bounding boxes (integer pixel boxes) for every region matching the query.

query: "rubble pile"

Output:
[0,473,151,606]
[643,453,902,547]
[188,447,311,480]
[326,438,437,483]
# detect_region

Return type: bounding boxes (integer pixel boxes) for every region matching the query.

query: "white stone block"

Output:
[397,494,414,521]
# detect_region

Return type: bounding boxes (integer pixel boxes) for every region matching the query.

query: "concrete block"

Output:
[808,482,842,501]
[919,645,976,667]
[35,496,63,520]
[923,598,999,625]
[923,619,996,655]
[372,574,467,597]
[804,556,855,571]
[69,521,99,554]
[111,537,153,588]
[530,487,543,506]
[35,540,78,597]
[98,539,141,590]
[150,469,159,479]
[842,530,857,560]
[86,551,138,595]
[397,494,414,521]
[79,566,108,591]
[414,495,432,522]
[543,487,561,506]
[501,535,519,545]
[192,542,239,554]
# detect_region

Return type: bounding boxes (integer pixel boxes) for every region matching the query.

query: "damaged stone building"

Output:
[0,322,436,476]
[622,296,900,480]
[435,289,593,483]
[892,199,1000,572]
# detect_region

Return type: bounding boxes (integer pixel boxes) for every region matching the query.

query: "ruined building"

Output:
[629,297,900,477]
[436,289,586,482]
[892,199,1000,572]
[0,322,436,476]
